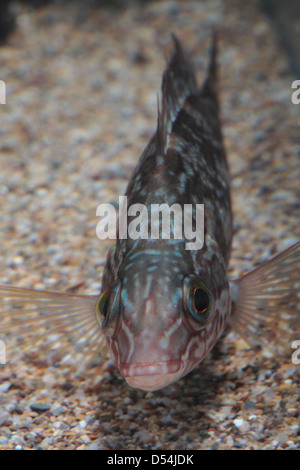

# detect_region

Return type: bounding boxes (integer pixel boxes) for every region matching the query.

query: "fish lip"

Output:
[125,373,181,392]
[119,359,183,377]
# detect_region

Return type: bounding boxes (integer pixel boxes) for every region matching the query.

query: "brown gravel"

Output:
[0,0,299,450]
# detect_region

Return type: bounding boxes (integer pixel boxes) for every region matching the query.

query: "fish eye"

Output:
[194,286,210,314]
[183,277,213,325]
[95,282,122,335]
[95,290,110,327]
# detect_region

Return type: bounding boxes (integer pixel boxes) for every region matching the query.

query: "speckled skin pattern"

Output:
[99,37,233,391]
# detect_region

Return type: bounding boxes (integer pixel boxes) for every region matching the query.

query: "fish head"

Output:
[95,249,230,391]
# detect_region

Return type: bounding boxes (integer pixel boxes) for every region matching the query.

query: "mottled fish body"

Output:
[0,37,299,392]
[99,36,233,390]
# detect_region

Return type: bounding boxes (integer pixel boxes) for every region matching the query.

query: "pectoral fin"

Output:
[0,285,104,366]
[230,241,300,354]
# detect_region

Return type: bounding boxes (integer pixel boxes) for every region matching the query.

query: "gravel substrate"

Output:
[0,0,299,450]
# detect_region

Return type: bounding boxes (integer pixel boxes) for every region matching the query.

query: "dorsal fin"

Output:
[155,94,165,163]
[156,34,218,158]
[158,35,197,154]
[201,32,218,101]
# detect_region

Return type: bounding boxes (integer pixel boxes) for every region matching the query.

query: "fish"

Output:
[0,35,299,392]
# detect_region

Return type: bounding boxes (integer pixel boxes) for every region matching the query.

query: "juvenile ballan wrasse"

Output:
[0,36,299,392]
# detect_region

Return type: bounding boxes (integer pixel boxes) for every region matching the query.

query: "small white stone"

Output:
[233,418,250,432]
[0,382,11,393]
[81,434,91,444]
[79,420,87,429]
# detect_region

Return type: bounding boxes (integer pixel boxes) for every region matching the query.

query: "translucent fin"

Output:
[0,285,105,368]
[230,241,300,355]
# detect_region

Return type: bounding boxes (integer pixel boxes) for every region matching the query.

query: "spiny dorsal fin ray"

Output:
[230,241,300,355]
[155,93,165,162]
[159,34,197,153]
[158,34,218,157]
[201,32,218,102]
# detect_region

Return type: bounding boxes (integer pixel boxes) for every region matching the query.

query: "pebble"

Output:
[14,406,24,415]
[0,411,11,427]
[29,403,51,413]
[233,418,250,433]
[80,434,91,444]
[79,420,87,429]
[0,382,11,393]
[51,406,68,417]
[53,421,69,431]
[11,434,25,446]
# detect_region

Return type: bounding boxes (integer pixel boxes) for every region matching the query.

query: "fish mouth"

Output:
[119,360,182,377]
[125,371,184,392]
[119,360,185,391]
